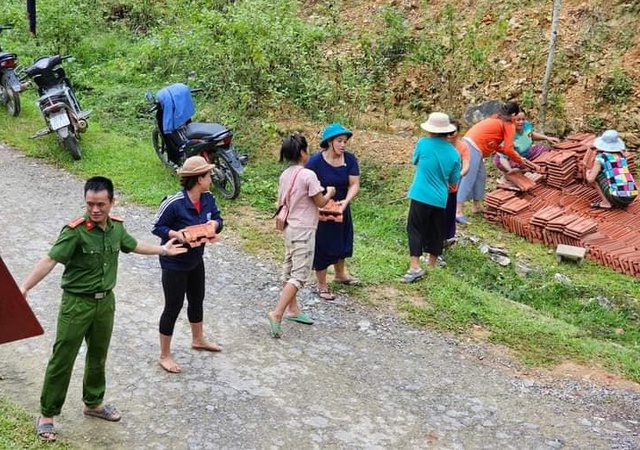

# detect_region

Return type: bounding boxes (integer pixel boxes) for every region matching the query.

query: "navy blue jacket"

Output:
[152,189,223,270]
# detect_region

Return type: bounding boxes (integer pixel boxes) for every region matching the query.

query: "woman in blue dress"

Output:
[305,123,360,300]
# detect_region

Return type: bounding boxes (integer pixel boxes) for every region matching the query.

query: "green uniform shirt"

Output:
[48,215,138,294]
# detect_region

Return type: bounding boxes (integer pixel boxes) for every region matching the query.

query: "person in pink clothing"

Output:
[268,133,335,338]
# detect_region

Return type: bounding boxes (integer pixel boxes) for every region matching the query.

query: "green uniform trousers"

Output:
[40,291,115,417]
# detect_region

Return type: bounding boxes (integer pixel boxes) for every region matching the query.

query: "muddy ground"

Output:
[1,145,639,449]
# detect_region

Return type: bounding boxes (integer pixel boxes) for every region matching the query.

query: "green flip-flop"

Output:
[267,314,282,338]
[285,313,314,325]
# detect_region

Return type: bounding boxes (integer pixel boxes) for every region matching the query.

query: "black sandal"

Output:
[35,417,57,442]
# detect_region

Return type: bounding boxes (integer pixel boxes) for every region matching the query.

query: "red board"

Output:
[0,255,44,344]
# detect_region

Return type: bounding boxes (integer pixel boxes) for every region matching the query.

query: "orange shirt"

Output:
[454,138,470,163]
[464,117,522,163]
[448,139,470,193]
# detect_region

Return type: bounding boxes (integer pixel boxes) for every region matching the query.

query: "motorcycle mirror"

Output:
[145,90,154,102]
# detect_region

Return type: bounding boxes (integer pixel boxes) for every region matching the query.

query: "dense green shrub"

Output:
[599,67,633,104]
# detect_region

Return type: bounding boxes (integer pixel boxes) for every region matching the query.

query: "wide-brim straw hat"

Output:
[320,123,353,148]
[420,112,456,134]
[594,129,625,153]
[178,156,215,177]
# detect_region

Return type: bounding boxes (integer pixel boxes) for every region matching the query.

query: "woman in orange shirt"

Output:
[455,101,529,224]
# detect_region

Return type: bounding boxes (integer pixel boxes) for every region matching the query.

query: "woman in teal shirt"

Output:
[493,111,559,172]
[402,113,460,283]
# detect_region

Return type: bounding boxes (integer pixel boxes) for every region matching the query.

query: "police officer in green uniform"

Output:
[21,176,186,442]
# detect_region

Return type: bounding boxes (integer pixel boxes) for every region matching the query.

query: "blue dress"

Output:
[305,150,360,270]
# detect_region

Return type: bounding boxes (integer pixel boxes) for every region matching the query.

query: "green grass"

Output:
[0,397,72,449]
[3,97,639,384]
[398,241,640,378]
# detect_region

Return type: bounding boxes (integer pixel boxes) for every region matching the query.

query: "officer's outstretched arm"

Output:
[20,256,58,297]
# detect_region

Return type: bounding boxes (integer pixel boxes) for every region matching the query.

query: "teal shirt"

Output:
[498,121,534,163]
[48,215,138,293]
[407,137,461,208]
[513,121,534,157]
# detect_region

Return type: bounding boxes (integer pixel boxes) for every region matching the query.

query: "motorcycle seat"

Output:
[0,51,16,61]
[185,122,229,141]
[27,55,61,72]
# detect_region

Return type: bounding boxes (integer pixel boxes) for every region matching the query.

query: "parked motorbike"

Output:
[146,83,247,199]
[23,55,90,160]
[0,25,22,116]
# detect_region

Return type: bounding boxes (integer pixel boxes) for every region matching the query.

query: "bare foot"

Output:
[158,355,182,373]
[192,341,222,352]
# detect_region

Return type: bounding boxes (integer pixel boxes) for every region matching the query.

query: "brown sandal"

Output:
[317,288,336,301]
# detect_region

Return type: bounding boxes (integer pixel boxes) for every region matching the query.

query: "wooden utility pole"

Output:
[539,0,562,129]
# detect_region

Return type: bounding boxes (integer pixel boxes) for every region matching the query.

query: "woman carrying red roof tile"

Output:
[455,101,529,224]
[586,130,637,210]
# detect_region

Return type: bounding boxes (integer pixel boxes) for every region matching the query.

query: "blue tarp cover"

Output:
[156,83,195,133]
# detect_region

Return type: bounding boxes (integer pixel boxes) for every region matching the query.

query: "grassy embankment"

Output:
[0,400,70,449]
[1,0,639,445]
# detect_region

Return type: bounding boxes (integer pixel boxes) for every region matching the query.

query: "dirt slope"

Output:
[304,0,640,141]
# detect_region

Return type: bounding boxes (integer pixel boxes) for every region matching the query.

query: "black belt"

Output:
[69,291,111,300]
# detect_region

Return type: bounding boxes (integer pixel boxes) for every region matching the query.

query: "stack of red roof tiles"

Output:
[483,133,640,277]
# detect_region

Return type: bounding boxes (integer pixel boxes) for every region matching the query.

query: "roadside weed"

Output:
[0,398,72,449]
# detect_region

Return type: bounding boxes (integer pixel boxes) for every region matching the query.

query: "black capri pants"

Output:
[160,261,205,336]
[407,199,446,257]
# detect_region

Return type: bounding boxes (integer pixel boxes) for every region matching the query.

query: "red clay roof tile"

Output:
[484,132,639,277]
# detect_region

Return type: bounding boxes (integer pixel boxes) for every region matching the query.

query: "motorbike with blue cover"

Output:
[23,55,90,160]
[147,83,247,199]
[0,25,22,117]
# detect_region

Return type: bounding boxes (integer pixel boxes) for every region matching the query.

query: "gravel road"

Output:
[0,145,639,449]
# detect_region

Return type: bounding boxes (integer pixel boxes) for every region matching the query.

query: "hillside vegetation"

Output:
[1,0,640,386]
[2,0,639,138]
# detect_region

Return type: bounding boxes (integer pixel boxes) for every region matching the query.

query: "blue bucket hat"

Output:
[594,129,625,153]
[320,123,352,148]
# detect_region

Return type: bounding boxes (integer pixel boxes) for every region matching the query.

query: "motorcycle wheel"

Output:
[61,134,82,161]
[211,153,241,200]
[152,128,178,171]
[1,76,20,117]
